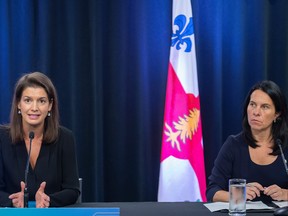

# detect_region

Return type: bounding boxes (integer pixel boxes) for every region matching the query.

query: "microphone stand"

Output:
[274,139,288,215]
[278,140,288,175]
[24,132,34,208]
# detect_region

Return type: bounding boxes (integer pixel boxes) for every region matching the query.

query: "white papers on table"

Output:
[204,201,284,212]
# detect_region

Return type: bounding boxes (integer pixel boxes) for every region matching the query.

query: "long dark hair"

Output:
[242,80,288,154]
[9,72,59,143]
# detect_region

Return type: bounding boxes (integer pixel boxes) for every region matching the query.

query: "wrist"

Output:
[284,189,288,201]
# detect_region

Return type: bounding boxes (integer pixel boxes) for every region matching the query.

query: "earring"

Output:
[47,111,51,117]
[18,109,21,115]
[274,119,276,123]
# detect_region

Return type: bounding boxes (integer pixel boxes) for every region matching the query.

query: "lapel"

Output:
[15,141,29,180]
[34,142,50,177]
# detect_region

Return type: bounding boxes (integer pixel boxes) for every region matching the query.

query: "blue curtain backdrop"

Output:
[0,0,288,202]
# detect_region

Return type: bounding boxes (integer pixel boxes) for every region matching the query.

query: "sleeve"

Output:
[49,128,80,207]
[206,135,237,202]
[0,130,13,207]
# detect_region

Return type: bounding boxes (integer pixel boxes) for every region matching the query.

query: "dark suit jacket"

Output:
[0,126,80,207]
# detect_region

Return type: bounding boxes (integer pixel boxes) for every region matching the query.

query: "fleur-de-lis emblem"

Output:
[171,15,194,52]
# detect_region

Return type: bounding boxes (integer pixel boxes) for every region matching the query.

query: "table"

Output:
[71,202,275,216]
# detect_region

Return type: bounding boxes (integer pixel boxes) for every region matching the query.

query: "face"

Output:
[247,89,279,135]
[18,87,52,130]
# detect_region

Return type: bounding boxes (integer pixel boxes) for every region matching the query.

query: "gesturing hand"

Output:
[9,181,25,208]
[35,182,50,208]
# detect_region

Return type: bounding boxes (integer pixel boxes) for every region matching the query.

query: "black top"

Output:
[0,126,80,207]
[206,132,288,202]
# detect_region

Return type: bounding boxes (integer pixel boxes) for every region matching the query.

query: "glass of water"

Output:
[229,178,246,216]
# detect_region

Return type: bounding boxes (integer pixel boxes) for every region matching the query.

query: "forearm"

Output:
[212,190,229,202]
[0,191,13,207]
[49,189,79,207]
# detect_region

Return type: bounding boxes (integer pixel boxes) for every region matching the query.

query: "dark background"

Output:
[0,0,288,202]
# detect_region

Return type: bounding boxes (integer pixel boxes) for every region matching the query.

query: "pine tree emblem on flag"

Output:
[158,0,207,202]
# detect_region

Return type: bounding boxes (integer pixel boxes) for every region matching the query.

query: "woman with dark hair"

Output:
[206,80,288,202]
[0,72,80,207]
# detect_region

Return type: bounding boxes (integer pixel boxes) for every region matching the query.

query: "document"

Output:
[204,201,287,212]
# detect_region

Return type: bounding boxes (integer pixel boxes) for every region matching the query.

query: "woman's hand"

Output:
[8,181,25,208]
[246,182,264,201]
[264,184,288,201]
[35,182,50,208]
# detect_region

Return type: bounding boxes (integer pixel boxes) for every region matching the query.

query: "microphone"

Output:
[276,139,288,175]
[274,139,288,216]
[24,131,34,208]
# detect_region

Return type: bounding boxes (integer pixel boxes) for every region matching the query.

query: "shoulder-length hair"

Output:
[242,80,288,154]
[10,72,59,143]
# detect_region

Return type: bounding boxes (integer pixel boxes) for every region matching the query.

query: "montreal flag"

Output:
[158,0,207,202]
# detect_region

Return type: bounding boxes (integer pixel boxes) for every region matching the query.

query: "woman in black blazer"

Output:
[0,72,80,208]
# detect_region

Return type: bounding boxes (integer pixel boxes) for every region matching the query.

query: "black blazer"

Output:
[0,126,80,207]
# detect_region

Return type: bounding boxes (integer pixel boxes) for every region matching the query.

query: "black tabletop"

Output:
[70,202,275,216]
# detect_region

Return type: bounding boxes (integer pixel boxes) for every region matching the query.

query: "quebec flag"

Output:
[158,0,207,202]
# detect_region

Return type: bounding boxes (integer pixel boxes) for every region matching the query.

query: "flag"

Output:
[158,0,206,202]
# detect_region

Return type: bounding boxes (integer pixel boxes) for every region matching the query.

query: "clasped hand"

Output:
[246,182,286,201]
[8,181,50,208]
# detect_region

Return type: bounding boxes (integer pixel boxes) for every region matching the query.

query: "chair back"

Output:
[76,178,82,203]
